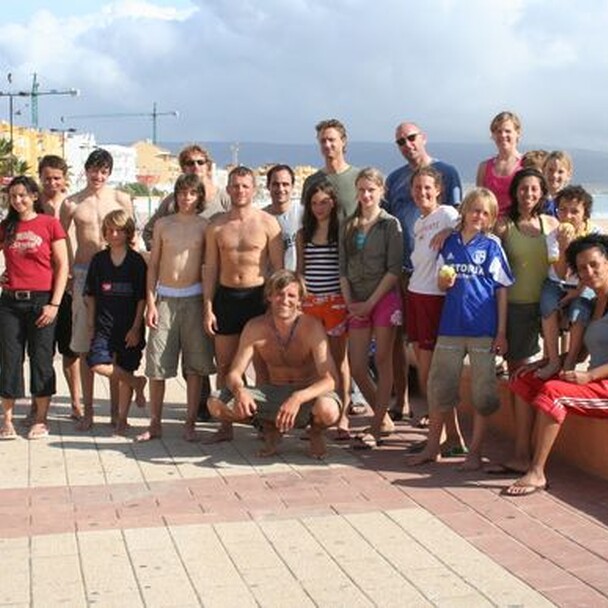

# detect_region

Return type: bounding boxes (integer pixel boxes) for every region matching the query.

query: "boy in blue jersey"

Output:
[408,188,513,470]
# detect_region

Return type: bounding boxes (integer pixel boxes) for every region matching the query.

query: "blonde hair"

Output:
[264,269,307,302]
[102,209,136,243]
[490,111,522,134]
[522,149,548,170]
[345,167,385,239]
[543,150,573,175]
[458,187,498,233]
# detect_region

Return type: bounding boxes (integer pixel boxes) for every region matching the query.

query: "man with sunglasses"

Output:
[142,144,230,250]
[384,123,462,424]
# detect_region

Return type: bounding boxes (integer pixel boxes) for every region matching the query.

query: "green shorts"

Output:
[145,295,216,379]
[428,336,500,417]
[217,384,342,428]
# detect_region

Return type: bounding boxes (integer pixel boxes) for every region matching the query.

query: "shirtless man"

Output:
[38,155,82,421]
[204,166,284,442]
[60,149,134,430]
[262,164,301,271]
[137,174,215,442]
[208,270,341,459]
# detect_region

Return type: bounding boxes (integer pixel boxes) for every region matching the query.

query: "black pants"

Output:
[0,293,56,398]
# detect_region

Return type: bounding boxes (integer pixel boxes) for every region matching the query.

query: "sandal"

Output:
[352,432,383,450]
[348,402,367,416]
[335,428,352,441]
[0,423,17,440]
[27,423,49,440]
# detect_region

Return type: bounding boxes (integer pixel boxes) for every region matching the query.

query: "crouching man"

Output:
[207,270,341,459]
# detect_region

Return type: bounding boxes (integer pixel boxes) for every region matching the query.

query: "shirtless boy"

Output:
[60,149,134,430]
[208,270,342,459]
[204,166,284,441]
[137,174,216,442]
[34,155,82,421]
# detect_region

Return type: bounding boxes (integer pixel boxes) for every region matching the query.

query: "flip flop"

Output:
[416,415,430,429]
[335,428,352,441]
[0,424,17,440]
[441,445,469,458]
[348,403,367,416]
[486,463,527,476]
[351,433,383,450]
[501,482,549,497]
[27,423,49,440]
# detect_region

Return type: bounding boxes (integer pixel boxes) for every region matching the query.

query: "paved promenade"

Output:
[1,364,608,607]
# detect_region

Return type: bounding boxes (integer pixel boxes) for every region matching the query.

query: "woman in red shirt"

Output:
[0,176,68,439]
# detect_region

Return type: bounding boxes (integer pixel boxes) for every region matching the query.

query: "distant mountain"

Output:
[147,141,608,190]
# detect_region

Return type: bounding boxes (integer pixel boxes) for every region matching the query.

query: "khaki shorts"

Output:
[217,384,342,428]
[145,295,216,379]
[70,265,92,354]
[428,336,500,417]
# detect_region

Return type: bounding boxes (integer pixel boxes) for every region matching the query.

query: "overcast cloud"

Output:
[0,0,607,150]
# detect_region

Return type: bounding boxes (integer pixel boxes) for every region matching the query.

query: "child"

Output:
[408,188,513,470]
[339,168,403,449]
[85,209,147,434]
[536,185,599,379]
[138,173,215,442]
[297,180,349,437]
[407,167,458,407]
[541,151,573,216]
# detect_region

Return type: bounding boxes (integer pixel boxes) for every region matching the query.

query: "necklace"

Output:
[270,315,300,357]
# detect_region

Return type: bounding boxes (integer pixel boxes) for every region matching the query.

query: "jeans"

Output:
[0,292,56,398]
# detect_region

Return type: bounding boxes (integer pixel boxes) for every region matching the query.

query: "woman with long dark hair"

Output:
[0,176,68,439]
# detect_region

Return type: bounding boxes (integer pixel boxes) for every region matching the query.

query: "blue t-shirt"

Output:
[438,232,513,337]
[384,159,462,272]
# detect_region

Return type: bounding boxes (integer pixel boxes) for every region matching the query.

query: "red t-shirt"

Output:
[0,214,66,291]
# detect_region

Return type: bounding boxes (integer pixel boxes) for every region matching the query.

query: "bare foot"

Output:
[535,360,561,380]
[134,376,147,408]
[459,452,482,471]
[308,427,327,460]
[406,449,440,466]
[76,413,93,432]
[135,425,161,442]
[183,424,198,442]
[202,424,234,444]
[0,422,17,440]
[503,471,548,496]
[70,405,83,421]
[257,425,281,457]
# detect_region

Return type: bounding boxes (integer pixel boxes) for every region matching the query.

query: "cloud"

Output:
[0,0,606,150]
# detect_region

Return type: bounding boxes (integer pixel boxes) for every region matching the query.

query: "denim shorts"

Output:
[539,278,594,325]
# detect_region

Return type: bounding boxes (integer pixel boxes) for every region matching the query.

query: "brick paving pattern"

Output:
[1,367,607,606]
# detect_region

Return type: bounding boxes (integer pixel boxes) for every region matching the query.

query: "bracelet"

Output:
[48,303,60,308]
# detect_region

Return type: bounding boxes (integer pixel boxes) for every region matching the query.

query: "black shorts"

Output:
[55,292,77,359]
[87,333,145,373]
[214,284,266,335]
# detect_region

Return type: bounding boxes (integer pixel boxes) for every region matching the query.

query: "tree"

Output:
[0,138,29,177]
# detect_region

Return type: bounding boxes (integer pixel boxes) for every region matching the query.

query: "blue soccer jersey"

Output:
[438,232,513,337]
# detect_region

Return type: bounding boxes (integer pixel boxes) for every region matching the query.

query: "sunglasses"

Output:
[395,133,420,146]
[184,159,207,167]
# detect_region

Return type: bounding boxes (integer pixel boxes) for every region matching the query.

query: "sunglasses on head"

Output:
[395,133,420,146]
[184,159,207,167]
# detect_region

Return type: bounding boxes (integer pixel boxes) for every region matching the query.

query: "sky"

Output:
[0,0,607,151]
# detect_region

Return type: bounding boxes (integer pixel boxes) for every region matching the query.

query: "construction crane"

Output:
[61,102,178,144]
[29,72,79,128]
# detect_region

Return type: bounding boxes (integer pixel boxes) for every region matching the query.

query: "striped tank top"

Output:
[303,241,341,296]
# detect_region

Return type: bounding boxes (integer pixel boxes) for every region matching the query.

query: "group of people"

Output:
[1,112,608,496]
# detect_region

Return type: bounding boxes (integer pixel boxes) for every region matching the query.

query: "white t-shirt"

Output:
[409,205,459,295]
